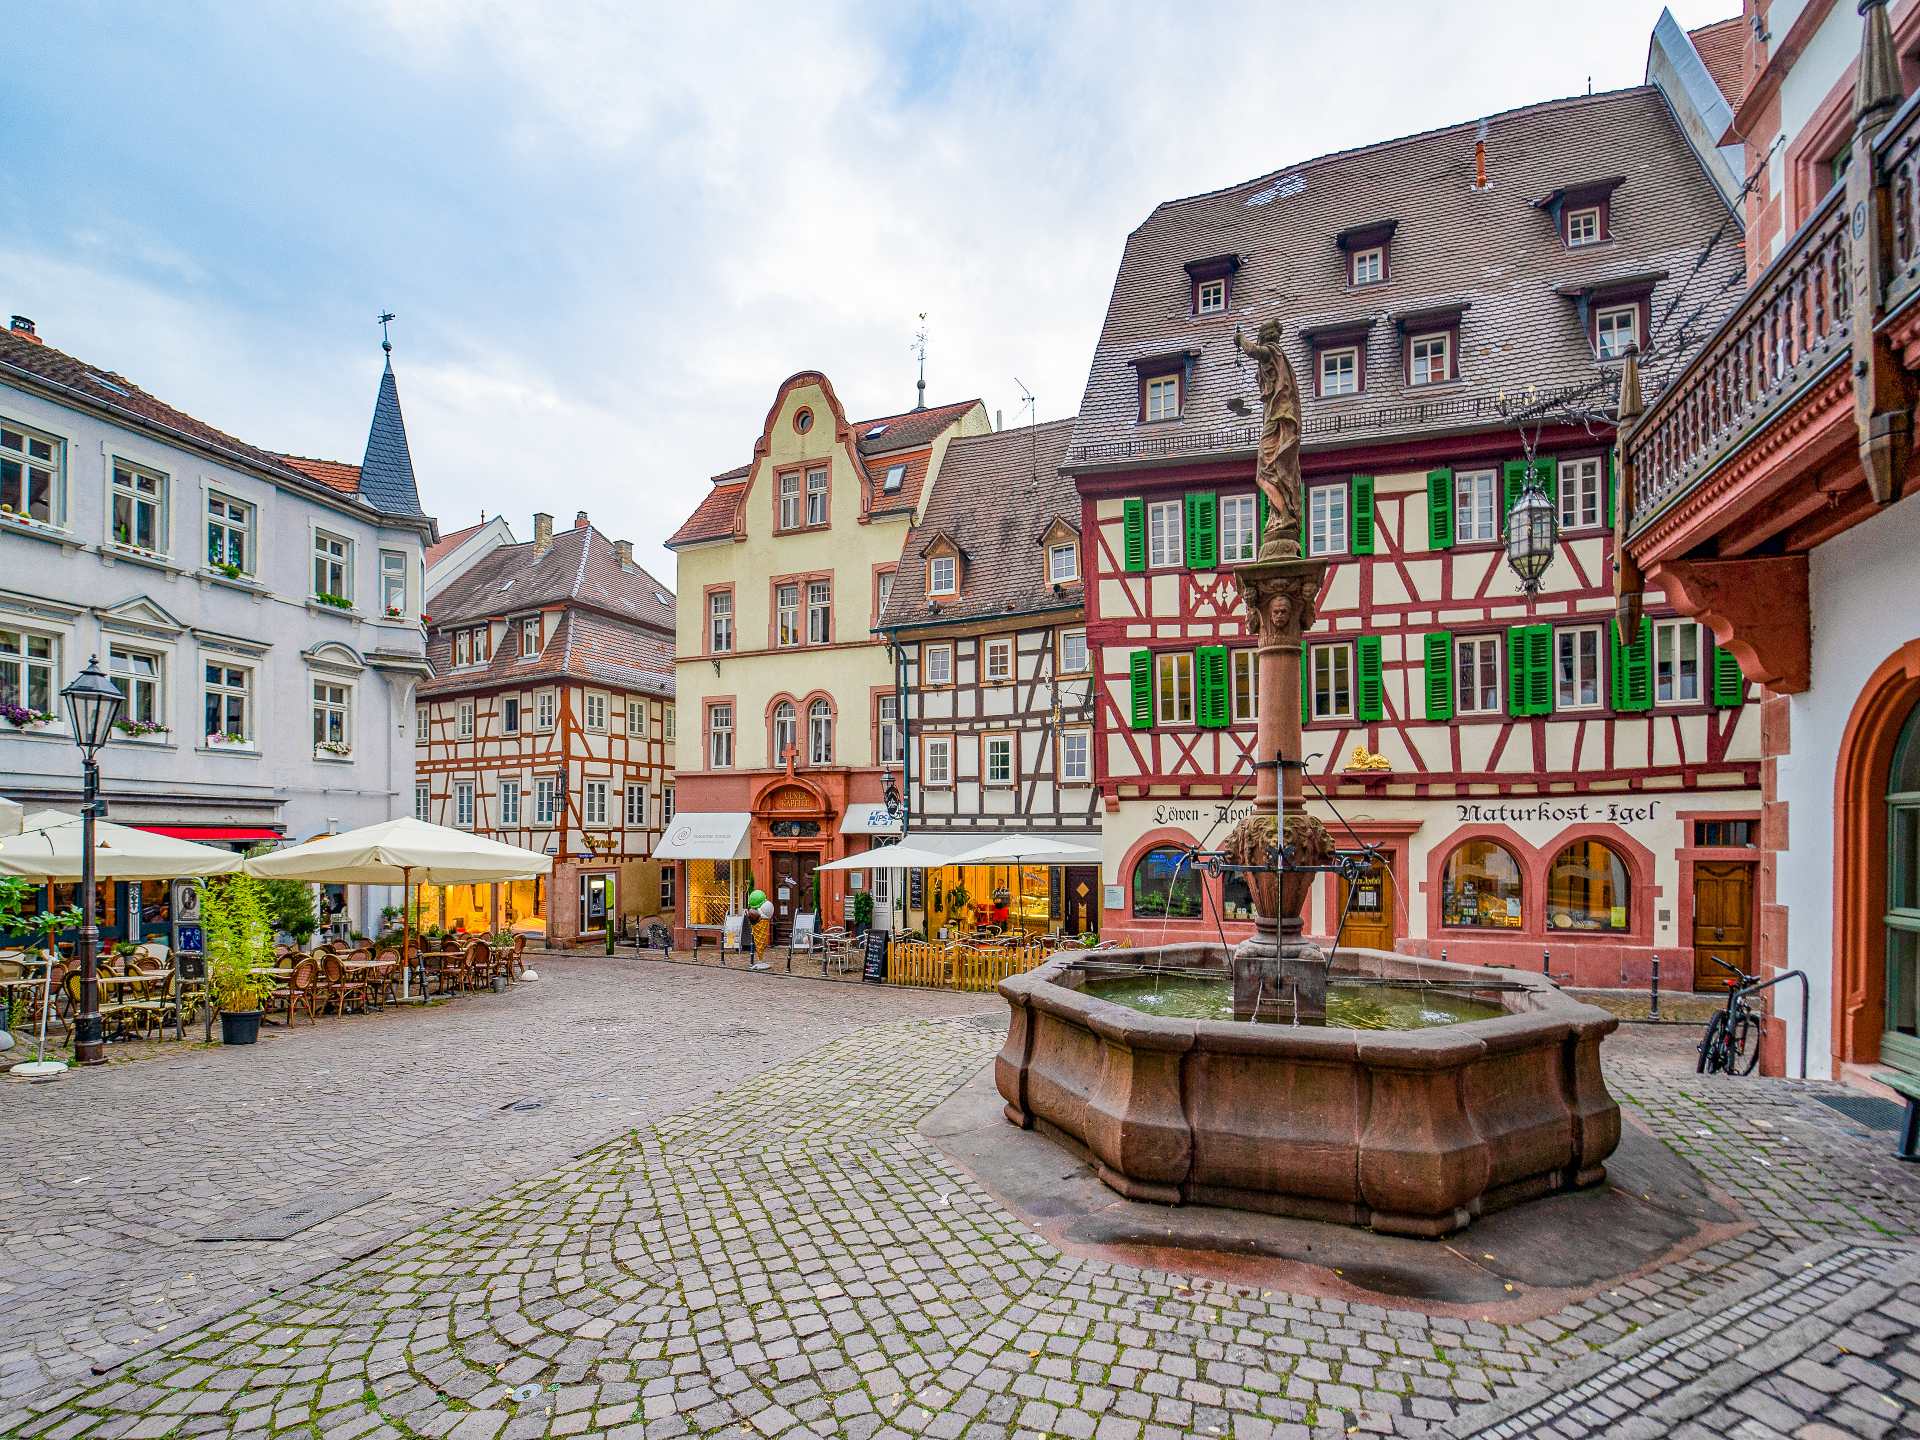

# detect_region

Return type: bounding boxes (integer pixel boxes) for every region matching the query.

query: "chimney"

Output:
[574,509,589,530]
[995,409,1003,431]
[1472,118,1489,191]
[614,539,633,568]
[532,511,554,556]
[9,315,42,345]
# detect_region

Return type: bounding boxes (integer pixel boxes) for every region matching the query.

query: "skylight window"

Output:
[883,463,906,492]
[866,423,889,438]
[85,371,132,397]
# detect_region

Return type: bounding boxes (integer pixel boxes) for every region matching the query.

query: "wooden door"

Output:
[1338,858,1396,953]
[770,851,816,943]
[1692,862,1753,990]
[1064,866,1100,937]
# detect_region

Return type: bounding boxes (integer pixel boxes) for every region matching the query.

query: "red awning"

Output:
[136,825,281,842]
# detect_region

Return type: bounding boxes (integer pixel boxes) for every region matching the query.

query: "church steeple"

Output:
[357,313,423,516]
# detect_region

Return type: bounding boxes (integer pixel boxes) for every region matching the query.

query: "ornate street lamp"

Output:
[1504,473,1559,596]
[62,656,123,1066]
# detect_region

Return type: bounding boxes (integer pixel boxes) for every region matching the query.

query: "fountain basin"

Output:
[995,944,1620,1237]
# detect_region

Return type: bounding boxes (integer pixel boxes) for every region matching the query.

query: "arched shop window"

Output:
[1441,840,1524,930]
[1886,698,1920,1063]
[1546,840,1631,932]
[1132,846,1201,919]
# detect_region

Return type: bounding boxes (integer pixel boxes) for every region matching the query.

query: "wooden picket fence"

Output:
[886,938,1056,993]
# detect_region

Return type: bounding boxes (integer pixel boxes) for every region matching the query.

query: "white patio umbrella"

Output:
[952,834,1102,866]
[0,796,21,838]
[244,817,552,998]
[1,812,241,1077]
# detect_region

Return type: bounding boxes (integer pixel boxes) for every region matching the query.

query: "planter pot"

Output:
[492,975,508,993]
[219,1010,263,1046]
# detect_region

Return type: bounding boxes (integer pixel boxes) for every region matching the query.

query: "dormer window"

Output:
[1144,373,1180,421]
[1335,220,1397,289]
[1536,178,1622,249]
[1566,207,1601,247]
[1301,319,1373,400]
[1048,541,1077,584]
[1408,333,1450,387]
[1350,247,1384,286]
[1595,303,1638,359]
[1319,346,1360,397]
[1393,301,1467,387]
[929,554,956,596]
[1131,350,1196,424]
[1556,274,1659,362]
[1183,254,1240,318]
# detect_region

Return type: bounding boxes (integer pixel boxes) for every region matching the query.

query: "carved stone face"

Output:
[1265,590,1294,635]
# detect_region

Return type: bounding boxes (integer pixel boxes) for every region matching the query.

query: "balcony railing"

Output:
[1626,186,1853,531]
[1880,88,1920,315]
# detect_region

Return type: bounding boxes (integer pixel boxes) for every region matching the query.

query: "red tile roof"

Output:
[666,466,751,548]
[276,454,362,496]
[425,519,489,568]
[1689,17,1746,108]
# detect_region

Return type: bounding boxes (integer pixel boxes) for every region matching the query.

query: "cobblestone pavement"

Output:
[4,970,1918,1439]
[0,954,989,1406]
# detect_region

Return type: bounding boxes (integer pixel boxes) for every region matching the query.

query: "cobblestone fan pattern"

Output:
[0,958,989,1405]
[5,989,1920,1439]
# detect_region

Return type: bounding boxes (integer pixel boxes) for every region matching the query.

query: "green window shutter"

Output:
[1507,625,1553,716]
[1711,645,1745,707]
[1350,475,1376,556]
[1424,631,1454,721]
[1301,648,1311,725]
[1501,459,1528,527]
[1530,454,1557,503]
[1355,635,1383,721]
[1610,618,1652,712]
[1122,498,1146,573]
[1196,645,1229,727]
[1129,650,1153,729]
[1603,450,1617,530]
[1184,492,1218,569]
[1426,469,1454,550]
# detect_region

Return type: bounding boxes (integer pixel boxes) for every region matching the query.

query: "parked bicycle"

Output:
[1696,953,1764,1076]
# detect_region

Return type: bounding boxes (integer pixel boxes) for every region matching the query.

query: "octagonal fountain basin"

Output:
[995,944,1620,1238]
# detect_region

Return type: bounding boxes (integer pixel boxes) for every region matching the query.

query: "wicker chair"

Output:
[369,947,404,1006]
[270,958,320,1026]
[435,943,469,995]
[322,954,369,1016]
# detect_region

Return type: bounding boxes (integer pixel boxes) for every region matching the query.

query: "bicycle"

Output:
[1696,953,1764,1076]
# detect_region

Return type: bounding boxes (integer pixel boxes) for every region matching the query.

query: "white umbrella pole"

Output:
[400,867,414,1001]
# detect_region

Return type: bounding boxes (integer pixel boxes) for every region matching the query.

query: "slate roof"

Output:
[418,607,676,700]
[427,520,676,634]
[357,359,424,516]
[666,397,982,548]
[878,418,1081,632]
[1068,86,1746,469]
[1689,17,1746,107]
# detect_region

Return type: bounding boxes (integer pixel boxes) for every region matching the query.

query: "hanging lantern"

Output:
[1504,478,1558,595]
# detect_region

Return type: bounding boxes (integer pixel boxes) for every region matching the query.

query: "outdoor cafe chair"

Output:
[368,947,404,1006]
[464,940,494,991]
[436,944,469,995]
[322,955,369,1016]
[271,959,320,1027]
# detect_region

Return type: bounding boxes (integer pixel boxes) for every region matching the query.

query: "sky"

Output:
[1,1,1741,582]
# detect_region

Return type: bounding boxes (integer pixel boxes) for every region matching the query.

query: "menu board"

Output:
[861,930,889,984]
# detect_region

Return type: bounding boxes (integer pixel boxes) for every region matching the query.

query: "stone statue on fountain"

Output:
[1224,316,1335,1022]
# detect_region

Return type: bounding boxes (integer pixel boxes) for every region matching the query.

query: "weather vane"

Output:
[378,311,396,355]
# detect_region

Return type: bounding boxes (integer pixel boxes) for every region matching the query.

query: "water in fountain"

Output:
[1087,973,1501,1029]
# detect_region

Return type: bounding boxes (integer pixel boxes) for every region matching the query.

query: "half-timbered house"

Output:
[1071,84,1761,988]
[660,373,987,944]
[415,510,676,946]
[875,417,1103,937]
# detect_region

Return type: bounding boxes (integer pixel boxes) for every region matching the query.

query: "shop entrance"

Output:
[770,850,817,943]
[1064,866,1100,937]
[1691,861,1753,991]
[1338,857,1396,953]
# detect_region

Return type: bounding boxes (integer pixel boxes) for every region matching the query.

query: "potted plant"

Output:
[0,702,55,730]
[947,883,971,925]
[112,717,168,739]
[201,873,274,1044]
[211,560,244,580]
[851,889,875,936]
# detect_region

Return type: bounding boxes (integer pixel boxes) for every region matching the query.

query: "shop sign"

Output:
[1151,801,1257,828]
[1454,800,1663,827]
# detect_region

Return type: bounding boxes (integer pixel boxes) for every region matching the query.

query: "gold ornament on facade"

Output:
[1344,746,1391,772]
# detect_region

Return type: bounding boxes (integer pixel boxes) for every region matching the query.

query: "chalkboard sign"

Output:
[861,929,889,984]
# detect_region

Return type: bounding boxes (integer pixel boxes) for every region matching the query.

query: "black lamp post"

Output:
[62,656,123,1066]
[1504,474,1559,596]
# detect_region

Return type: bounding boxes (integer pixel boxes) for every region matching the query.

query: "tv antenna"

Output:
[1014,377,1038,488]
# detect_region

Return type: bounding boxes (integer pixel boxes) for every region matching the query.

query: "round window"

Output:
[793,407,814,434]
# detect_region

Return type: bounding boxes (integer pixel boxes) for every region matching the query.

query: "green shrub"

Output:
[201,874,274,1013]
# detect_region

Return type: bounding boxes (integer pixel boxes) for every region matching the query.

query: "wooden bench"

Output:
[1882,1066,1919,1162]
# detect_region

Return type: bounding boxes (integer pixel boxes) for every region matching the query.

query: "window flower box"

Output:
[384,604,404,619]
[316,740,352,757]
[312,592,353,611]
[210,561,245,580]
[0,704,55,731]
[206,730,251,747]
[113,718,169,739]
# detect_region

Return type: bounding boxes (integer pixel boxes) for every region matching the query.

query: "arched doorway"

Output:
[755,780,832,943]
[1882,698,1920,1068]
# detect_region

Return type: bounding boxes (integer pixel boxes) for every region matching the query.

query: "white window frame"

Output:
[1309,642,1354,722]
[0,416,66,527]
[925,643,953,686]
[499,778,521,826]
[205,492,253,575]
[778,471,802,530]
[1059,628,1089,675]
[584,692,608,733]
[775,582,801,647]
[1147,499,1182,569]
[502,695,520,734]
[109,458,169,555]
[1155,651,1194,726]
[202,659,253,746]
[877,693,900,767]
[1555,625,1604,711]
[1408,332,1451,387]
[312,528,353,603]
[1047,541,1078,584]
[415,704,428,745]
[984,734,1014,787]
[627,698,646,737]
[707,590,734,653]
[1218,494,1258,564]
[923,734,953,787]
[708,703,734,768]
[1231,649,1258,723]
[380,549,408,617]
[456,700,475,739]
[662,784,675,823]
[108,645,165,734]
[311,677,351,753]
[664,707,675,742]
[1307,484,1348,558]
[772,700,797,764]
[534,776,557,825]
[1195,277,1227,315]
[584,780,609,827]
[1558,456,1604,531]
[928,554,957,596]
[1455,469,1499,544]
[984,637,1013,683]
[454,781,475,829]
[805,467,828,526]
[1350,246,1385,285]
[626,782,648,827]
[1595,304,1638,361]
[806,580,832,645]
[1144,373,1180,423]
[414,782,430,821]
[0,627,58,719]
[1566,206,1602,247]
[1318,346,1360,397]
[1654,619,1703,706]
[534,688,556,731]
[807,699,833,765]
[521,616,541,656]
[1059,726,1092,785]
[1455,635,1502,716]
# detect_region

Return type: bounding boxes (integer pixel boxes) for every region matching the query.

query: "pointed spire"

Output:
[911,313,928,413]
[358,316,423,517]
[1855,0,1901,131]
